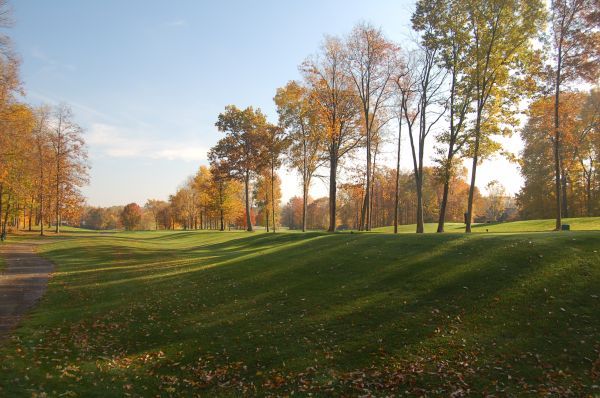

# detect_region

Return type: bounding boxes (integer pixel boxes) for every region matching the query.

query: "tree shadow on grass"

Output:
[5,231,598,396]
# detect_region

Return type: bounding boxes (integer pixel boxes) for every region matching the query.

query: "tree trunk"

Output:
[586,173,592,217]
[553,48,563,230]
[2,194,11,240]
[265,208,270,232]
[301,141,308,232]
[437,176,451,233]
[394,118,402,234]
[561,168,568,218]
[415,175,424,233]
[55,170,60,234]
[271,158,276,233]
[28,201,33,231]
[466,109,483,233]
[364,132,371,232]
[244,170,253,232]
[302,177,308,233]
[327,154,337,232]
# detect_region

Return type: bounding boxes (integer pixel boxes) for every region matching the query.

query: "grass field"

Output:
[0,220,599,396]
[374,216,600,233]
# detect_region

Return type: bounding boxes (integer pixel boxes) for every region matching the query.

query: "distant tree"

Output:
[576,90,600,216]
[485,180,507,221]
[518,91,600,219]
[254,170,282,232]
[209,161,244,231]
[144,199,168,230]
[120,203,142,231]
[548,0,600,229]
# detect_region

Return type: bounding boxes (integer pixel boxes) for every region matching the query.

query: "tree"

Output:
[345,22,399,231]
[48,103,89,233]
[274,81,324,232]
[576,90,600,216]
[264,124,287,232]
[144,199,168,230]
[518,91,600,219]
[254,170,282,232]
[399,46,447,233]
[31,105,52,236]
[485,180,506,221]
[120,203,142,231]
[463,0,545,232]
[210,105,268,232]
[192,165,213,229]
[301,36,361,232]
[210,161,244,231]
[0,103,35,238]
[548,0,600,230]
[412,0,476,233]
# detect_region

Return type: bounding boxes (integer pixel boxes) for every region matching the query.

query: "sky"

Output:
[11,0,523,207]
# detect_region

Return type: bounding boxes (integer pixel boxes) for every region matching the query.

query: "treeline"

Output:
[87,0,599,234]
[519,90,600,219]
[0,1,89,238]
[81,165,263,231]
[201,0,598,233]
[282,168,516,230]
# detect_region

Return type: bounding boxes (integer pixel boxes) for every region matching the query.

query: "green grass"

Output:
[0,226,599,396]
[374,216,600,233]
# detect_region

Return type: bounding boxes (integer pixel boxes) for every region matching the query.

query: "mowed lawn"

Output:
[0,225,599,396]
[374,216,600,233]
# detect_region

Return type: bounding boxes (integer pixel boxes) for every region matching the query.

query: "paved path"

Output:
[0,242,53,340]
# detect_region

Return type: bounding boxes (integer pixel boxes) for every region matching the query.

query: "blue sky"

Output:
[12,0,522,206]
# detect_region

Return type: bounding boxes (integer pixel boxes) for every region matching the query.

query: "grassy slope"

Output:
[0,228,599,396]
[374,216,600,233]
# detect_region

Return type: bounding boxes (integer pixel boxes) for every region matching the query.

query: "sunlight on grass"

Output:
[0,227,598,396]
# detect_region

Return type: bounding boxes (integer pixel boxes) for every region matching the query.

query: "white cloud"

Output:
[88,123,207,162]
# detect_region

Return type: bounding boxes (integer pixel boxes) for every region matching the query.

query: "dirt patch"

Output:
[0,243,54,340]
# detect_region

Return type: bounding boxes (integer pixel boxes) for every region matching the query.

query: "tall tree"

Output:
[274,81,324,232]
[31,105,52,236]
[301,36,361,232]
[399,46,447,233]
[48,103,89,233]
[463,0,545,232]
[412,0,475,233]
[210,105,268,232]
[345,22,399,231]
[548,0,600,229]
[264,124,287,232]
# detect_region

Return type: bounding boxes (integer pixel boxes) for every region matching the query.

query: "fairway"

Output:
[1,226,599,396]
[373,217,600,233]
